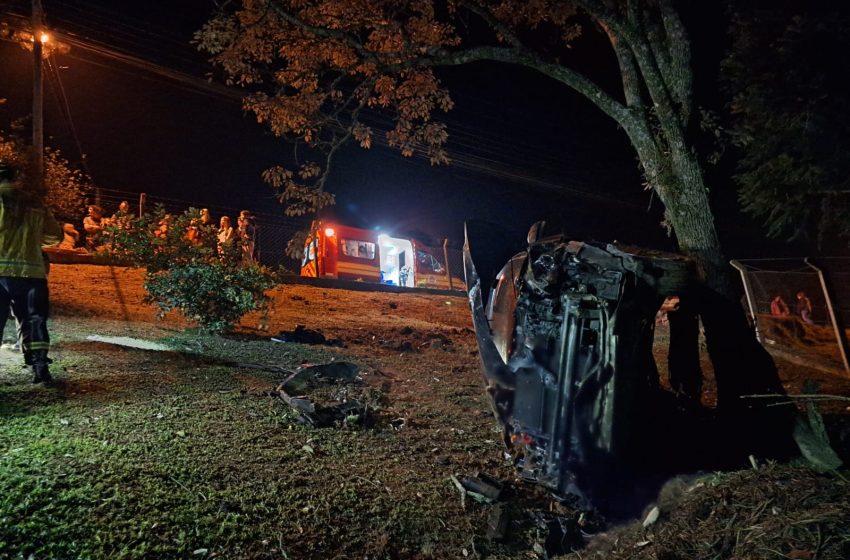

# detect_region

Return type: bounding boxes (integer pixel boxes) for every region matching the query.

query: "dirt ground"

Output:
[0,264,848,559]
[47,265,850,403]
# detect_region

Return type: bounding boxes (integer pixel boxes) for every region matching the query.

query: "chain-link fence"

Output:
[733,258,850,377]
[410,241,466,291]
[83,188,310,270]
[445,245,464,289]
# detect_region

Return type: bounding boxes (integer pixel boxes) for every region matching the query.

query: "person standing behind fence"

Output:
[217,215,235,257]
[237,210,256,264]
[111,200,132,230]
[0,160,63,384]
[770,295,790,317]
[795,291,814,324]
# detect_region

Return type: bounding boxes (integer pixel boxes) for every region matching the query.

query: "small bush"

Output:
[108,207,275,333]
[1,127,91,223]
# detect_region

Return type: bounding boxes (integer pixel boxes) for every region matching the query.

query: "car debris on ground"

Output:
[271,324,345,347]
[275,362,381,428]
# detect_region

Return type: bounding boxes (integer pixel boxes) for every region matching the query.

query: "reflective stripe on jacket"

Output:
[0,188,63,279]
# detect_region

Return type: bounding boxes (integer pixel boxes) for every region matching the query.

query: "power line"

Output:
[45,53,91,177]
[47,2,210,72]
[54,0,201,47]
[0,10,241,102]
[55,31,242,102]
[1,6,649,213]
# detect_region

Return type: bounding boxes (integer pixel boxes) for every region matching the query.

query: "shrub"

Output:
[108,207,275,333]
[0,127,91,223]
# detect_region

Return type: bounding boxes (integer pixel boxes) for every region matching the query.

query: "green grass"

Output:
[0,321,492,559]
[1,368,287,558]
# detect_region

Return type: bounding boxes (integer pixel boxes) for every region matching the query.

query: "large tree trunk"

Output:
[655,140,729,294]
[663,187,728,294]
[594,5,798,461]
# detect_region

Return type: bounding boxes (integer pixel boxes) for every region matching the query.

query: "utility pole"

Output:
[32,0,44,193]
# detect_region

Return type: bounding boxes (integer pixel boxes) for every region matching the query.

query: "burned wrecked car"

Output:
[463,221,699,515]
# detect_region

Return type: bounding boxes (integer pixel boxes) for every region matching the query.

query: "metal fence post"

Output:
[730,259,761,343]
[254,222,261,262]
[805,258,850,376]
[443,238,453,291]
[139,193,146,218]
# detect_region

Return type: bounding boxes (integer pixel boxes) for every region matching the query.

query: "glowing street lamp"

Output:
[15,29,68,55]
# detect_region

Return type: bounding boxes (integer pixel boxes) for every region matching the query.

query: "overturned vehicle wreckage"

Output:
[464,222,707,515]
[464,222,800,515]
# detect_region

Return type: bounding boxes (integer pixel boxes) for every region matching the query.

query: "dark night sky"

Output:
[0,0,819,256]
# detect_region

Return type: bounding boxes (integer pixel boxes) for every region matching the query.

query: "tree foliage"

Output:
[196,0,729,288]
[0,126,90,223]
[108,207,276,333]
[722,4,850,247]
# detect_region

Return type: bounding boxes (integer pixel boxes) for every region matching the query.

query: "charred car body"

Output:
[464,222,696,515]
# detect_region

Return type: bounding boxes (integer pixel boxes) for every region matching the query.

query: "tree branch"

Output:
[640,6,673,87]
[611,2,674,112]
[575,0,689,164]
[317,126,353,193]
[600,22,643,109]
[459,1,523,49]
[626,0,640,26]
[264,1,636,139]
[425,46,634,129]
[574,1,670,102]
[452,2,644,132]
[267,2,380,63]
[658,0,693,122]
[598,21,671,191]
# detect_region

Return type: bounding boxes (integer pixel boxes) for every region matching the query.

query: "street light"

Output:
[16,28,68,54]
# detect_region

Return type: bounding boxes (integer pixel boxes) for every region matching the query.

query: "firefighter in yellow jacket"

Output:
[0,160,62,383]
